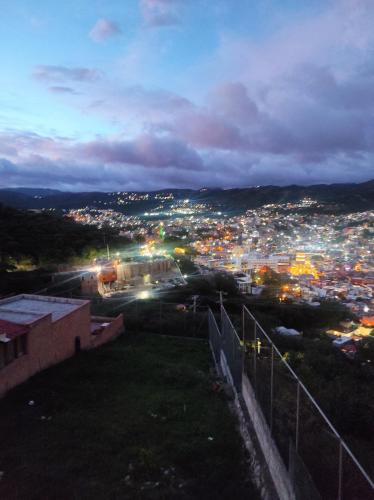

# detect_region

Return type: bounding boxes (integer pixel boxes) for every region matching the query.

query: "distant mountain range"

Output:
[0,180,373,215]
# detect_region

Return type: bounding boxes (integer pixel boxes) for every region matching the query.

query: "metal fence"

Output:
[242,305,374,500]
[208,304,374,500]
[208,308,221,365]
[208,308,243,392]
[221,306,243,392]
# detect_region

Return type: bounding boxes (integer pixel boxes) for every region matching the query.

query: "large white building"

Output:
[235,252,290,273]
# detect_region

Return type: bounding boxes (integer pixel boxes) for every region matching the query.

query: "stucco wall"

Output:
[90,314,124,348]
[0,302,121,398]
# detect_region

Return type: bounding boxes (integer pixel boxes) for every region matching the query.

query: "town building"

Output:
[0,294,123,397]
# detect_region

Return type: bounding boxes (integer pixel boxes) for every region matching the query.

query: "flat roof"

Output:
[0,309,42,324]
[0,295,88,324]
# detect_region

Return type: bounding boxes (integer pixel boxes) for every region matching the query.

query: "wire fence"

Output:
[242,305,374,500]
[221,306,243,392]
[209,304,374,500]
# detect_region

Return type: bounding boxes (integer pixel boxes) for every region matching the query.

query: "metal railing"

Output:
[221,306,243,392]
[208,304,374,500]
[243,305,374,500]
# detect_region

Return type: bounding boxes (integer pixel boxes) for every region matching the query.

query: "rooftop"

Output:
[0,295,88,324]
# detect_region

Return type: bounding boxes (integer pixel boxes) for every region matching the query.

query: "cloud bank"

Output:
[3,0,374,191]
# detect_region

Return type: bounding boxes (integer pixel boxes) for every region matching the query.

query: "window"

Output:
[0,334,27,370]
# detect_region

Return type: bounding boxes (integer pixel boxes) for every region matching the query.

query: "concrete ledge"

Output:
[242,374,296,500]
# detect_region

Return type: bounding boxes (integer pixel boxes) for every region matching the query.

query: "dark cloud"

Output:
[1,149,373,193]
[169,110,245,150]
[33,65,102,83]
[4,0,374,191]
[80,134,203,170]
[209,82,259,125]
[48,86,78,94]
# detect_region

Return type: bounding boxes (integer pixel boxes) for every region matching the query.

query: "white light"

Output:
[183,274,187,278]
[137,290,151,300]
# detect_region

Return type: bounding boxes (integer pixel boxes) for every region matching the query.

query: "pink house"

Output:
[0,294,123,397]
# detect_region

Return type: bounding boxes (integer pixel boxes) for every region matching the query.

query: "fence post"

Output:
[270,343,274,433]
[295,381,300,452]
[242,306,245,375]
[253,320,257,392]
[135,299,139,334]
[220,304,223,335]
[159,300,163,335]
[232,316,235,364]
[338,439,343,500]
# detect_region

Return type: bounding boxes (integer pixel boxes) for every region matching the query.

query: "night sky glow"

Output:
[1,0,374,191]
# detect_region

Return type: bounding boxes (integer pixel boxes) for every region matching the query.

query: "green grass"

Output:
[0,333,258,500]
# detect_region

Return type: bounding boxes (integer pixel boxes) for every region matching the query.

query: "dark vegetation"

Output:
[0,204,130,269]
[1,180,373,215]
[0,333,258,500]
[109,275,374,482]
[87,283,374,490]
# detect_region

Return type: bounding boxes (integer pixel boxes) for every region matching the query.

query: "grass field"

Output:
[0,333,259,500]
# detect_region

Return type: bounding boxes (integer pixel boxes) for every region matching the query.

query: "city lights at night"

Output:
[0,1,374,499]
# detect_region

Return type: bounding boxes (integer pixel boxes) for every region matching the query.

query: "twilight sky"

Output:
[1,0,374,191]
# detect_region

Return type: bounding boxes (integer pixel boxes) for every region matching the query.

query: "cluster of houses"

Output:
[326,317,374,360]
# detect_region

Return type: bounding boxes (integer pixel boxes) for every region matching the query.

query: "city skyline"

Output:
[1,0,374,191]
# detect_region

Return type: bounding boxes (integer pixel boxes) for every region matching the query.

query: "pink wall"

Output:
[0,304,123,398]
[90,314,124,348]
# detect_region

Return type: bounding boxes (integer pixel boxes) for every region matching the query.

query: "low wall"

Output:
[242,374,295,500]
[0,312,124,398]
[90,314,124,348]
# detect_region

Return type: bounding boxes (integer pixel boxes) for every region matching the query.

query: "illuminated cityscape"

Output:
[66,202,374,327]
[1,0,374,498]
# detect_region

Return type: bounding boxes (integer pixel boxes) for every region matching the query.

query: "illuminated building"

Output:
[289,252,319,279]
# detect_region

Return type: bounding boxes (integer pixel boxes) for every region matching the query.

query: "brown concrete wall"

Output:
[81,273,98,295]
[0,315,52,397]
[90,314,124,348]
[0,303,92,398]
[51,302,92,358]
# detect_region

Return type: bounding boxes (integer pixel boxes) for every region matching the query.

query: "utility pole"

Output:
[159,300,163,335]
[103,228,110,260]
[192,295,198,337]
[219,290,223,331]
[193,295,198,315]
